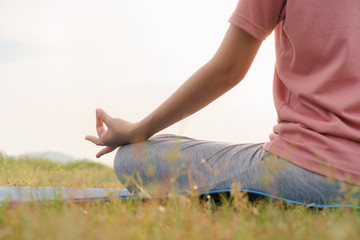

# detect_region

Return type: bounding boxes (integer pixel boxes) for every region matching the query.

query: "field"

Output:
[0,153,359,240]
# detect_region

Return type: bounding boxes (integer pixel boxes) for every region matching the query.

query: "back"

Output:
[229,0,360,184]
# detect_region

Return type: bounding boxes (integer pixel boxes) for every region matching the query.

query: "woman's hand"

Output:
[85,108,145,158]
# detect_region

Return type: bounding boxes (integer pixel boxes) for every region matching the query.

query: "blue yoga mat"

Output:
[0,187,359,208]
[0,187,131,203]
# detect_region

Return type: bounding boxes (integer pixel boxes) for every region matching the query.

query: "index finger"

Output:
[96,114,106,137]
[85,135,104,146]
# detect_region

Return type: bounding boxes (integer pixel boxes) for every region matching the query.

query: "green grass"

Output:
[0,152,359,240]
[0,154,122,188]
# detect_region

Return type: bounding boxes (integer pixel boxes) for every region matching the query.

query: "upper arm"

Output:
[209,24,262,83]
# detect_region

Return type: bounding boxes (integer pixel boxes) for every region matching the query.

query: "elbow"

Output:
[208,59,247,88]
[227,66,247,86]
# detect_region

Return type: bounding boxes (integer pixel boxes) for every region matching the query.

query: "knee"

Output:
[113,144,133,179]
[113,145,135,192]
[113,142,148,189]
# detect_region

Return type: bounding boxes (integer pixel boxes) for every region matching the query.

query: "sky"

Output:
[0,0,277,166]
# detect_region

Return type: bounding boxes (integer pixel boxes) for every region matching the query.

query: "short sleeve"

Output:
[228,0,286,41]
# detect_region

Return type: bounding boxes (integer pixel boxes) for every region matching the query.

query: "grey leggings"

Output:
[114,134,359,206]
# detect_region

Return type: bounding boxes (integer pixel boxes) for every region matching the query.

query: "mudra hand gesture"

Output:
[85,108,144,158]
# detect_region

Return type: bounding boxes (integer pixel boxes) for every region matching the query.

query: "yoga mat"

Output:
[0,187,359,209]
[0,187,131,203]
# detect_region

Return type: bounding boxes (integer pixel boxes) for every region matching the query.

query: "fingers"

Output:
[96,146,117,158]
[85,135,104,146]
[85,134,117,158]
[96,115,106,137]
[96,108,112,137]
[96,108,111,125]
[87,108,117,158]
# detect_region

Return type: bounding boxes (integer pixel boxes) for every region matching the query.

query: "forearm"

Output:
[137,60,242,139]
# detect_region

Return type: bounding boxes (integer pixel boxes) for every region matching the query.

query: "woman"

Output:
[86,0,360,206]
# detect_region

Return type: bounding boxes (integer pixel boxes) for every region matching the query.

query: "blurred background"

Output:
[0,0,276,166]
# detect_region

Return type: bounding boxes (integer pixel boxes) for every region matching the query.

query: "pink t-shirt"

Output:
[229,0,360,185]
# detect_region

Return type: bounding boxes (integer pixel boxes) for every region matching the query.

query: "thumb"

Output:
[96,108,111,125]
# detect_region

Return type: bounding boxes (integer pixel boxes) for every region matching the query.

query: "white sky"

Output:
[0,0,277,166]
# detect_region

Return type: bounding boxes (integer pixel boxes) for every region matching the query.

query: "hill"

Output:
[13,151,76,163]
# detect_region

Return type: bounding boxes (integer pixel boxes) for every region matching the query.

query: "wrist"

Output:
[132,119,154,142]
